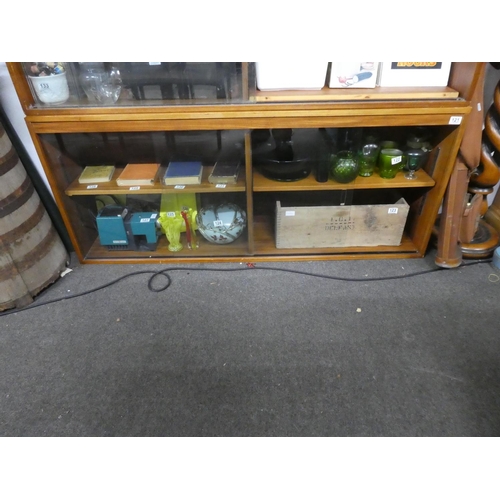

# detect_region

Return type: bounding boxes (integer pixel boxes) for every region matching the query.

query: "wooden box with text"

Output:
[275,198,410,249]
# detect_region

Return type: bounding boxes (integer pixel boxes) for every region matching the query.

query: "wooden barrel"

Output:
[0,123,69,311]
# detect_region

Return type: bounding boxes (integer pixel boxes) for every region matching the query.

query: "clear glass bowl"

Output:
[196,203,246,244]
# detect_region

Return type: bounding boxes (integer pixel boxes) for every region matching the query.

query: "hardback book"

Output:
[163,161,203,186]
[208,160,240,184]
[78,165,115,184]
[116,163,160,186]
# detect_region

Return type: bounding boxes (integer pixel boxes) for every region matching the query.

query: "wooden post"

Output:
[435,159,470,268]
[434,62,490,266]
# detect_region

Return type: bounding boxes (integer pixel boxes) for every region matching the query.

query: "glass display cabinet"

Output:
[6,62,478,264]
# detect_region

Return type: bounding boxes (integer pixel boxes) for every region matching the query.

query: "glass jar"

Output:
[78,63,122,105]
[358,143,380,177]
[330,150,359,183]
[406,127,431,152]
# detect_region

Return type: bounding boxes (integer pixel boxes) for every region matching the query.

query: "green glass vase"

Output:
[330,151,359,184]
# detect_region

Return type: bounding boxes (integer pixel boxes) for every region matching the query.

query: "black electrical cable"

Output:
[0,259,494,318]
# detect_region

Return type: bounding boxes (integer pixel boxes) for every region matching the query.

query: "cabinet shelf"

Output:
[85,231,250,262]
[252,168,435,192]
[65,165,246,196]
[82,215,420,264]
[252,86,460,103]
[252,216,420,259]
[7,62,480,264]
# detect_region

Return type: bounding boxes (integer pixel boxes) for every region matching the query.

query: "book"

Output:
[208,160,240,184]
[116,163,160,186]
[78,165,115,184]
[163,161,203,186]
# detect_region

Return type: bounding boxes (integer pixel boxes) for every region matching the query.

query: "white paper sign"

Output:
[174,185,185,189]
[391,156,402,165]
[86,185,98,189]
[449,116,462,125]
[129,186,141,191]
[388,207,398,214]
[285,211,296,216]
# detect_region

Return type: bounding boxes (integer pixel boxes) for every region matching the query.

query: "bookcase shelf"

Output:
[251,86,460,103]
[6,62,480,264]
[252,168,435,192]
[66,166,246,197]
[84,230,250,262]
[251,215,420,259]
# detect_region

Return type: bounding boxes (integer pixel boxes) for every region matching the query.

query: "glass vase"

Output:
[78,63,122,105]
[330,150,359,183]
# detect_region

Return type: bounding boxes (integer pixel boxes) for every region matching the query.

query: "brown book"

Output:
[116,163,160,186]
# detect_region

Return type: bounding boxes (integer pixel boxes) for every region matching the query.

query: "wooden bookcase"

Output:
[6,62,479,264]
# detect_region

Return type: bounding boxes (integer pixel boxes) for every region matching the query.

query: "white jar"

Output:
[28,72,69,105]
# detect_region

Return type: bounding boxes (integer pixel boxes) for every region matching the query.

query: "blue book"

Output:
[163,161,203,185]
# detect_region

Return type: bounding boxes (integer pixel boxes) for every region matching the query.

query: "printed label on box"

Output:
[379,62,452,87]
[390,62,443,70]
[329,62,379,89]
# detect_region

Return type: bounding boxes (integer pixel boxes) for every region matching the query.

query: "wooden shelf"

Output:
[84,230,249,262]
[66,165,246,196]
[252,86,460,103]
[253,168,436,192]
[84,215,421,263]
[252,215,420,258]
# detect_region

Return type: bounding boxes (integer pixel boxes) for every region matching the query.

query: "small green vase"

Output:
[330,151,359,184]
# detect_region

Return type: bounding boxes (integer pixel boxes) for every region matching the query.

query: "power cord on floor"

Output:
[0,259,494,318]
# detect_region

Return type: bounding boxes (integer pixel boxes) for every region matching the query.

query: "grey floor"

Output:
[1,249,499,437]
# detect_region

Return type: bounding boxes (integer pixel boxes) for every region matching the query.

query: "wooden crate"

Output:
[275,198,410,249]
